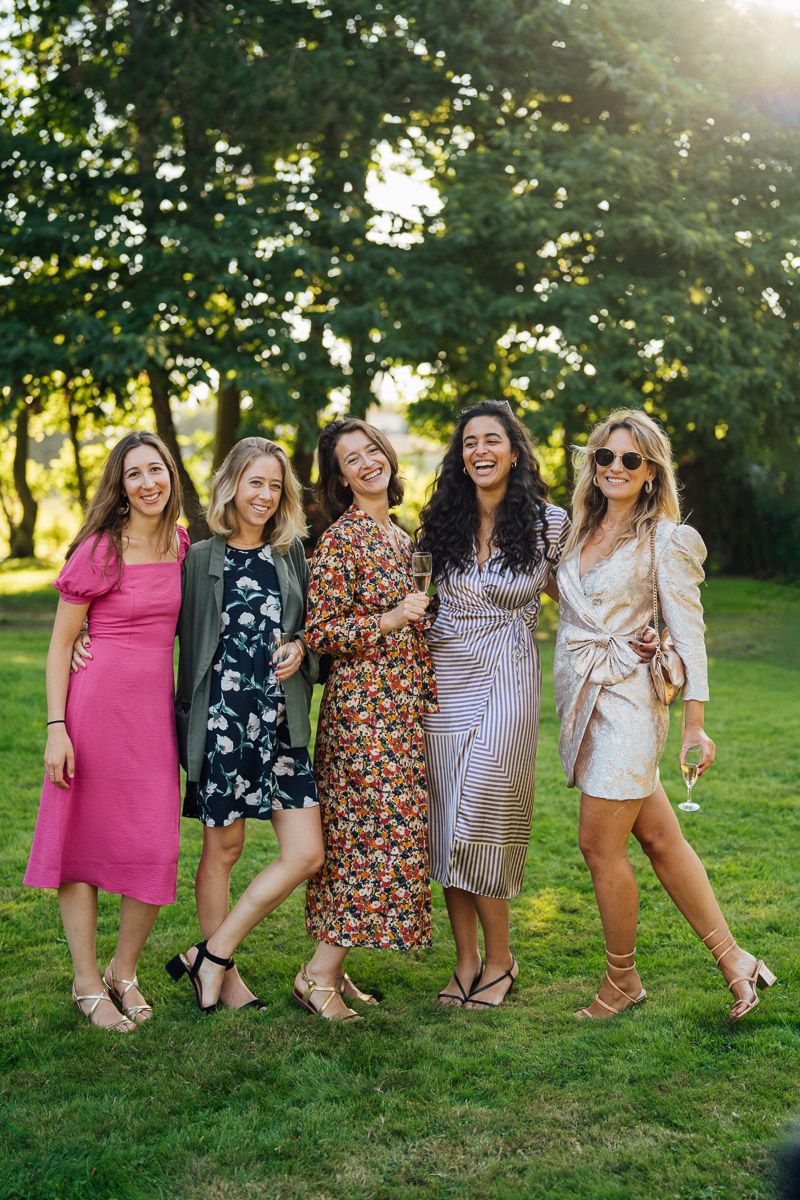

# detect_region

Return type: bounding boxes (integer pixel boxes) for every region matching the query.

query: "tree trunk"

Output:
[66,390,88,507]
[147,363,208,541]
[211,380,241,472]
[9,400,38,558]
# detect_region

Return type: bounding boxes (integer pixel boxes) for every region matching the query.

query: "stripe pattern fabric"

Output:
[424,506,570,899]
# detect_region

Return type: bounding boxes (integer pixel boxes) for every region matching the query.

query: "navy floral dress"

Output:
[190,544,318,827]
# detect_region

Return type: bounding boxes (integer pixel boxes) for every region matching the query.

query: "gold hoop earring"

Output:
[117,497,130,515]
[645,480,653,495]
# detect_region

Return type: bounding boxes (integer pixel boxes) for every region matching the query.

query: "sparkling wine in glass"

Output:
[270,629,289,665]
[678,745,703,812]
[411,551,432,594]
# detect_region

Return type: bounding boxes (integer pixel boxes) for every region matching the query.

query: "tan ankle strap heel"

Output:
[576,947,646,1020]
[702,928,777,1023]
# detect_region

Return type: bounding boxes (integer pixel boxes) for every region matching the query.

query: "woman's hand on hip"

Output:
[381,593,430,634]
[44,727,75,789]
[681,725,716,776]
[274,639,305,682]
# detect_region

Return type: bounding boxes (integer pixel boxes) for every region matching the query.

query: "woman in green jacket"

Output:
[167,437,324,1011]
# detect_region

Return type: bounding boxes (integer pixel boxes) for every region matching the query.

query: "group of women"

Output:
[24,404,775,1032]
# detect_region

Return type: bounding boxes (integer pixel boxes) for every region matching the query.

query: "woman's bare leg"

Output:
[194,820,255,1008]
[577,794,645,1017]
[58,882,134,1031]
[633,782,762,1015]
[463,895,518,1007]
[438,886,482,1005]
[107,896,160,1021]
[186,808,325,1008]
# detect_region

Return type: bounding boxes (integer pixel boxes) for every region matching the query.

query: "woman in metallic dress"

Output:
[554,409,775,1021]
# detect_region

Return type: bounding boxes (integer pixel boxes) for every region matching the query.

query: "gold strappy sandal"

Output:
[576,947,647,1020]
[340,973,379,1005]
[292,965,360,1021]
[702,929,776,1023]
[72,983,134,1032]
[103,963,153,1023]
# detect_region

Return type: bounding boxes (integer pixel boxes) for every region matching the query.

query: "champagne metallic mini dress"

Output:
[554,520,709,801]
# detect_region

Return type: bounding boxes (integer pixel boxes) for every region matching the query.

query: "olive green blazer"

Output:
[175,535,318,784]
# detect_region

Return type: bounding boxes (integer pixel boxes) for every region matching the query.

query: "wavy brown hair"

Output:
[67,431,183,573]
[206,437,307,552]
[566,408,681,555]
[315,419,404,522]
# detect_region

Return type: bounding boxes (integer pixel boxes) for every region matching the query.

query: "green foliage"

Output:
[1,568,799,1198]
[1,1,798,567]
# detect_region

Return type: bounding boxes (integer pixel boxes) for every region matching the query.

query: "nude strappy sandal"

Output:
[702,929,776,1022]
[103,963,153,1023]
[576,947,647,1020]
[72,983,134,1032]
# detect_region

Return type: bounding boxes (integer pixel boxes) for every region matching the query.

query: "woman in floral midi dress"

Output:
[295,418,436,1021]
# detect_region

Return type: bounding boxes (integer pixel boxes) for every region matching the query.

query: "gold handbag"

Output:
[648,526,686,706]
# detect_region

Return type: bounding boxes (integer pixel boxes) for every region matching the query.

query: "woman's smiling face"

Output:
[462,416,517,496]
[335,429,391,504]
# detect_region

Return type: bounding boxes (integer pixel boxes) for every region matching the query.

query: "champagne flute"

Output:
[411,551,432,594]
[678,745,703,812]
[270,628,289,666]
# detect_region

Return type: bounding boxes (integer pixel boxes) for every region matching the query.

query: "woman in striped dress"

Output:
[418,401,569,1008]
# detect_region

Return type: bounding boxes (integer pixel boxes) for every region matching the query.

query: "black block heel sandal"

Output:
[165,940,233,1013]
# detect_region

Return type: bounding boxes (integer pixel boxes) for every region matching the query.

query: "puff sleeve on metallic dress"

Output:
[656,524,709,703]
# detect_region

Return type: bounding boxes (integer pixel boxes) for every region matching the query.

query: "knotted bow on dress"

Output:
[561,625,642,687]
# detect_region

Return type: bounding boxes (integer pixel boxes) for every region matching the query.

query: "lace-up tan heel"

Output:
[702,929,776,1022]
[576,947,647,1020]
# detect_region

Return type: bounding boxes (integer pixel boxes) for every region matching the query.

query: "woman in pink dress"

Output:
[24,431,187,1032]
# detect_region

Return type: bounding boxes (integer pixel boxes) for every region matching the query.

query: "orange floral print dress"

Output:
[305,505,436,950]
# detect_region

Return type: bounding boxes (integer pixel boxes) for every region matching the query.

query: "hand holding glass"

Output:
[678,745,703,812]
[271,629,289,664]
[411,552,432,594]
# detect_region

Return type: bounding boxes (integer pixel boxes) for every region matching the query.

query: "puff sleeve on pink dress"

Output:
[24,527,189,905]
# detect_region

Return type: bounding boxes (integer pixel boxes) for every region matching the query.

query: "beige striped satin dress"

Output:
[423,506,569,900]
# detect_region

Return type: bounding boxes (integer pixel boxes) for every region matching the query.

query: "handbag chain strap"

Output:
[650,525,663,667]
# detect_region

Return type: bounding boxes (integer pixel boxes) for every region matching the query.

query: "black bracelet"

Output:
[47,719,66,726]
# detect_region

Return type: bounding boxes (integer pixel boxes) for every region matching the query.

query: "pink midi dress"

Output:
[24,526,189,906]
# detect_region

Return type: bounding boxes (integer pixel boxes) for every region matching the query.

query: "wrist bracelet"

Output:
[47,719,66,726]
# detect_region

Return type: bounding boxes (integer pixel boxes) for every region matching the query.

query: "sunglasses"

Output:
[593,447,646,471]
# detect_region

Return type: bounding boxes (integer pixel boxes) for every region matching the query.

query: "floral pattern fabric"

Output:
[190,544,318,827]
[304,506,436,950]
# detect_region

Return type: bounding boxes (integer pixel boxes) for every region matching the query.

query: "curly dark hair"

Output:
[315,418,405,522]
[417,401,553,580]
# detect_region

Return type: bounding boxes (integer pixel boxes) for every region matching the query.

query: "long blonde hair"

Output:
[67,431,183,571]
[206,437,308,553]
[566,409,681,554]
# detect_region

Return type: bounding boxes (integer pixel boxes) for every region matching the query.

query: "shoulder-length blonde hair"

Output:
[67,431,183,571]
[566,409,681,555]
[206,437,308,553]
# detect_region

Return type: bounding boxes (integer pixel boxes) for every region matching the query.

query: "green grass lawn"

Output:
[1,565,798,1200]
